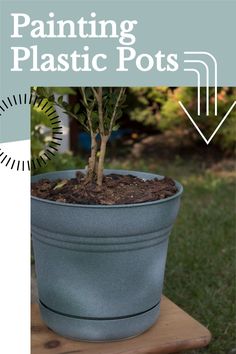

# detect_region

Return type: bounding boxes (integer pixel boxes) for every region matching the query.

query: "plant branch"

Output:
[108,87,126,135]
[80,87,94,133]
[91,87,99,101]
[86,132,98,182]
[97,135,108,187]
[93,87,105,135]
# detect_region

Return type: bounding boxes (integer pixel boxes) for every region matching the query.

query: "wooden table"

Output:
[31,296,211,354]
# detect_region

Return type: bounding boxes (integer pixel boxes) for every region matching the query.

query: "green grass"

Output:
[108,157,236,354]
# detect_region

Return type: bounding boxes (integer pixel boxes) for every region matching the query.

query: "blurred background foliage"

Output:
[126,87,236,150]
[31,86,236,165]
[31,99,52,157]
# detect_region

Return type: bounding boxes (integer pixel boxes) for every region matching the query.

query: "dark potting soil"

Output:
[31,172,178,205]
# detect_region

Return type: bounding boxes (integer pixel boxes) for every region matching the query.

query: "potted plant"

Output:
[31,87,183,341]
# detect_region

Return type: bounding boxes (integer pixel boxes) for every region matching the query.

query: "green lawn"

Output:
[108,157,236,354]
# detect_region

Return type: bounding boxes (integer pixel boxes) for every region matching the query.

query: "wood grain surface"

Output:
[31,296,211,354]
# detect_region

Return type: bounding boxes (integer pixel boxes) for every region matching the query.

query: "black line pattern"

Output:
[0,93,63,171]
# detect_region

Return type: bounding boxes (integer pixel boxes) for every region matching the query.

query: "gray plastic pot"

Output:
[31,169,183,341]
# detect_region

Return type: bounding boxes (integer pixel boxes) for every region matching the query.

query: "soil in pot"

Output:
[31,172,177,205]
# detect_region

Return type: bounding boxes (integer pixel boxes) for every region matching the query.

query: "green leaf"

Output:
[91,112,99,121]
[52,87,77,95]
[112,124,120,131]
[77,113,86,124]
[36,87,48,98]
[58,96,63,105]
[62,101,69,109]
[48,95,55,102]
[73,103,80,114]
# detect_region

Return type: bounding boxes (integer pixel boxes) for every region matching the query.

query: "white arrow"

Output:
[179,100,236,145]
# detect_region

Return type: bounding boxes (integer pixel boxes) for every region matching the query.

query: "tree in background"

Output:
[128,87,236,151]
[126,87,169,127]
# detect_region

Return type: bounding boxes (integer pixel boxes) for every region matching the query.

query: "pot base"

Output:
[39,300,160,342]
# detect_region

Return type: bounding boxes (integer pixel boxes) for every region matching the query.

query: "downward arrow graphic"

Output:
[179,100,236,145]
